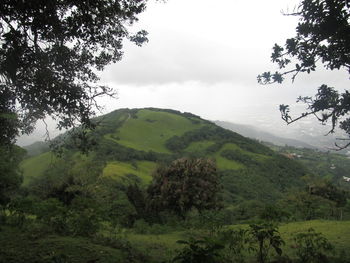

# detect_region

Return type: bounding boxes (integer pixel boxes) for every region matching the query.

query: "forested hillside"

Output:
[265,143,350,190]
[1,108,349,262]
[21,108,309,207]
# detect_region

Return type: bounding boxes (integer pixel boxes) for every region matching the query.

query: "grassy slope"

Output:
[127,232,184,262]
[16,109,349,262]
[20,152,156,186]
[184,141,245,170]
[1,221,348,263]
[20,152,57,185]
[20,109,303,200]
[106,109,205,153]
[20,108,305,204]
[184,140,215,153]
[215,143,247,170]
[103,161,157,184]
[185,141,272,171]
[126,220,350,262]
[20,152,95,186]
[279,220,350,253]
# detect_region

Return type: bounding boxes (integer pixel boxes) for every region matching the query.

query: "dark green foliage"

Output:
[185,209,227,236]
[0,226,142,263]
[220,154,307,204]
[132,219,174,235]
[50,253,69,263]
[258,0,350,148]
[172,237,224,263]
[259,204,291,222]
[144,107,204,122]
[221,149,258,166]
[68,197,101,237]
[269,145,350,215]
[34,198,69,234]
[259,155,307,192]
[309,180,347,208]
[126,184,153,222]
[277,176,349,221]
[28,167,82,205]
[27,151,104,205]
[5,195,101,237]
[292,228,334,263]
[94,108,137,136]
[6,196,34,228]
[52,108,140,154]
[206,142,225,154]
[165,135,189,152]
[0,145,25,205]
[50,127,100,155]
[147,158,222,217]
[249,222,285,263]
[219,228,254,263]
[166,126,273,155]
[0,1,148,145]
[107,197,137,230]
[273,145,350,186]
[126,185,147,214]
[95,138,171,163]
[221,169,278,202]
[92,177,138,228]
[281,191,325,220]
[231,200,266,221]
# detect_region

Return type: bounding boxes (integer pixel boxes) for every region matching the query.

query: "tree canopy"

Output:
[258,0,350,149]
[147,158,222,217]
[0,0,148,145]
[0,145,25,206]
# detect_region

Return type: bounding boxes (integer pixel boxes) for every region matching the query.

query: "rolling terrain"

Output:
[21,108,308,205]
[10,108,350,262]
[215,120,317,149]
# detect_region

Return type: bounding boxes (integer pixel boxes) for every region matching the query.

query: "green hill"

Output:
[22,141,50,157]
[21,108,308,205]
[20,151,57,185]
[106,109,207,153]
[12,108,350,263]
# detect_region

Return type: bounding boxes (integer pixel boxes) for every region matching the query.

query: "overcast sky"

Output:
[17,0,349,146]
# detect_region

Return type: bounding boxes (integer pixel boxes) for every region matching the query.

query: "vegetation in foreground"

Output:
[1,217,350,263]
[1,108,350,262]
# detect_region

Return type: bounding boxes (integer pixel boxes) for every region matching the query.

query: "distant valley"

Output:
[215,119,350,155]
[215,121,317,149]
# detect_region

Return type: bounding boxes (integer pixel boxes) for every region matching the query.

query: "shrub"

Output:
[67,197,101,237]
[292,228,334,263]
[249,222,284,263]
[219,228,254,263]
[172,237,224,263]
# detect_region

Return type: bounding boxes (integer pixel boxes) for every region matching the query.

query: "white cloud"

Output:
[18,0,350,145]
[100,0,301,85]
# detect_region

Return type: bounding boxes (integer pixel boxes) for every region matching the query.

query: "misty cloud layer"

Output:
[18,0,350,148]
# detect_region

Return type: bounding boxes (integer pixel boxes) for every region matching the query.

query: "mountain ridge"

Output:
[21,107,308,205]
[215,120,318,149]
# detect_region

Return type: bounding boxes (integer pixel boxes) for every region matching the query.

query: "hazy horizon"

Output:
[17,0,349,148]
